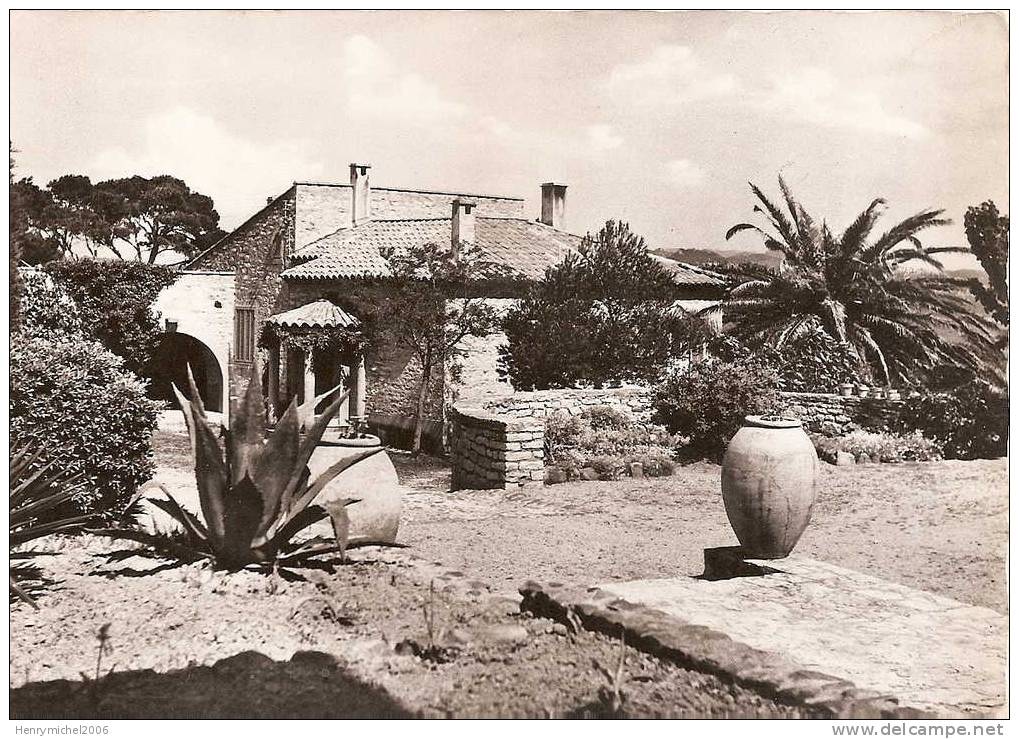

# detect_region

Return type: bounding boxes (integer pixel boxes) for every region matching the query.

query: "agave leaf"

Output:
[9,575,40,610]
[191,410,229,549]
[218,474,264,568]
[280,387,352,510]
[285,447,384,524]
[229,367,267,486]
[186,363,207,418]
[278,539,408,565]
[86,527,211,563]
[146,490,210,546]
[10,463,80,510]
[328,500,351,561]
[10,443,45,483]
[296,378,347,431]
[170,382,199,465]
[10,483,84,527]
[260,504,331,559]
[250,400,301,541]
[11,515,96,547]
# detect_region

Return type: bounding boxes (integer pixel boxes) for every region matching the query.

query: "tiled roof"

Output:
[283,217,723,287]
[266,299,361,329]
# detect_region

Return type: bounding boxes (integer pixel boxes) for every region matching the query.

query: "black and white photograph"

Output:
[7,8,1010,724]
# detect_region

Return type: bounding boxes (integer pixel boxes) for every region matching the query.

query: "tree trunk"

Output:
[412,358,431,457]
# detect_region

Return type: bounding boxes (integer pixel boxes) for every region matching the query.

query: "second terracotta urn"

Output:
[721,415,818,559]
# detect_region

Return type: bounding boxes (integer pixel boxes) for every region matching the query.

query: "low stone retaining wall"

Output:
[448,404,545,491]
[778,392,905,436]
[482,387,653,421]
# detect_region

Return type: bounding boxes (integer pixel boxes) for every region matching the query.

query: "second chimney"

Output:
[451,199,476,255]
[540,182,567,230]
[350,163,371,226]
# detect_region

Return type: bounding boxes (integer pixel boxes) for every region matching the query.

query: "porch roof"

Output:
[265,299,361,330]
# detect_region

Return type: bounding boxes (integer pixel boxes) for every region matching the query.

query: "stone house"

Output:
[149,163,724,450]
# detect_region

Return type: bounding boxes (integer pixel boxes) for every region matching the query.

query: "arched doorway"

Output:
[145,333,224,413]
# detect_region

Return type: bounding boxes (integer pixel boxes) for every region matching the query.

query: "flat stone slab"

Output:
[600,555,1006,717]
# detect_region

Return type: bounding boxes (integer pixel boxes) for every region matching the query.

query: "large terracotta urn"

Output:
[306,438,402,544]
[720,415,818,559]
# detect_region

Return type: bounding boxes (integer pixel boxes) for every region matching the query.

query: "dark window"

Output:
[234,307,256,362]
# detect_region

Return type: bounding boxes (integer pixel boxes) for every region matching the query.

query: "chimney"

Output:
[349,163,371,226]
[451,199,476,255]
[540,182,567,230]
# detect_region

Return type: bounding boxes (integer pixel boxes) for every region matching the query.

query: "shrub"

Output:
[708,331,862,393]
[41,260,177,374]
[544,406,678,480]
[894,381,1008,460]
[653,358,781,460]
[499,220,681,390]
[18,267,85,338]
[812,430,943,463]
[10,334,159,521]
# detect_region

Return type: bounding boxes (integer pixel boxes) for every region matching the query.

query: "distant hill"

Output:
[655,247,986,282]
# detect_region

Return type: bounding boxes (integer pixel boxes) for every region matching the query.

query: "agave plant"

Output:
[95,366,387,570]
[10,441,93,608]
[718,177,998,386]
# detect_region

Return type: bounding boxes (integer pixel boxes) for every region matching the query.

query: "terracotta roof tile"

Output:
[282,217,722,287]
[266,299,361,329]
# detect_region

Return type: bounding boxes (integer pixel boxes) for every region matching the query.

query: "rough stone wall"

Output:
[449,404,545,491]
[189,192,294,409]
[778,392,905,436]
[483,387,654,422]
[445,298,516,408]
[293,183,525,249]
[371,188,524,220]
[151,271,236,420]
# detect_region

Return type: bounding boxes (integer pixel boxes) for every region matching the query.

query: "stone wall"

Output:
[151,270,236,420]
[448,404,545,491]
[778,392,905,436]
[189,191,294,409]
[483,387,654,422]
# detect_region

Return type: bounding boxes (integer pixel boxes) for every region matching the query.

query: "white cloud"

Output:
[664,159,705,187]
[606,45,737,107]
[91,106,325,228]
[340,35,468,123]
[585,124,623,152]
[759,67,928,139]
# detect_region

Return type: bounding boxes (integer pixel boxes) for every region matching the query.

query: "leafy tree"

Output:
[12,173,222,263]
[500,220,682,390]
[369,241,504,455]
[41,260,178,375]
[964,200,1008,328]
[95,175,221,263]
[721,177,998,386]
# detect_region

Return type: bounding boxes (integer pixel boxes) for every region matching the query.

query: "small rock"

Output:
[628,462,644,478]
[836,450,856,466]
[855,453,871,464]
[445,628,473,646]
[579,467,600,481]
[544,466,567,485]
[552,623,569,637]
[474,624,529,645]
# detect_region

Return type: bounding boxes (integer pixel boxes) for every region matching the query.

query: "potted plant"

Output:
[721,415,818,559]
[838,382,855,397]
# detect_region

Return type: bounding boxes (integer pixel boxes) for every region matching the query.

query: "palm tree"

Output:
[718,177,998,386]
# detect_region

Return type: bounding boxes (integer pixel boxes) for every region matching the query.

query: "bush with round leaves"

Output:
[894,381,1007,460]
[10,333,160,521]
[653,358,781,460]
[18,267,85,338]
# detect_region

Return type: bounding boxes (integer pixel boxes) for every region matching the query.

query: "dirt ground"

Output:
[393,453,1009,614]
[148,431,1008,613]
[10,537,812,719]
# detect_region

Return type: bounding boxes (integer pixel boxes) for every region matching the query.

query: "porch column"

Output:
[350,354,367,421]
[302,349,315,408]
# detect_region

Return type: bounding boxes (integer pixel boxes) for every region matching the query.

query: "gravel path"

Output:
[394,455,1008,614]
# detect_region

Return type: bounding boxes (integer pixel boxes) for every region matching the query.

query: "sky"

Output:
[9,10,1009,267]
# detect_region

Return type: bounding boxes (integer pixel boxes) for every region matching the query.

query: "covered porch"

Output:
[260,299,368,431]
